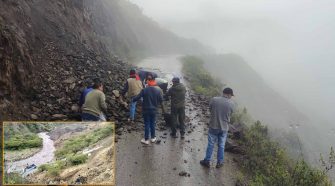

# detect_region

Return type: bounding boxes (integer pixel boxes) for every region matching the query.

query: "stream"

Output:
[6,132,55,176]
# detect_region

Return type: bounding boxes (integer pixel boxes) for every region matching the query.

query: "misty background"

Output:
[129,0,335,131]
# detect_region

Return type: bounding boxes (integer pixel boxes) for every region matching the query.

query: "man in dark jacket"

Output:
[200,88,235,168]
[165,77,187,138]
[132,73,165,145]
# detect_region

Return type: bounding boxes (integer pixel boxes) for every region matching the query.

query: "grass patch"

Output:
[39,124,113,176]
[68,154,89,165]
[55,124,113,159]
[232,109,332,185]
[5,172,28,184]
[181,55,223,96]
[4,133,42,150]
[38,160,66,177]
[38,154,88,176]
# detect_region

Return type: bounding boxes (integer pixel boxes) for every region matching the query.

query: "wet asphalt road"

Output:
[116,56,238,186]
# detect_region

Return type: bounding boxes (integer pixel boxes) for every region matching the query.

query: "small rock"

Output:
[179,171,189,177]
[112,90,120,98]
[63,77,76,84]
[31,114,38,120]
[52,114,67,120]
[71,105,79,112]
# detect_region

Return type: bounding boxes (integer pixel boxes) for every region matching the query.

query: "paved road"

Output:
[116,55,238,186]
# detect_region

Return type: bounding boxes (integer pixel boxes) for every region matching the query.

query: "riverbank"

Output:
[5,132,55,174]
[5,147,42,162]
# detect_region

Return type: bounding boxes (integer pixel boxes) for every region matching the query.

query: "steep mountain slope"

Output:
[201,54,332,163]
[202,54,307,130]
[0,0,208,120]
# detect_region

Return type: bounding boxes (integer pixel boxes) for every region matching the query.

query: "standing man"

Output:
[132,73,165,145]
[200,88,235,168]
[81,80,108,121]
[121,69,143,122]
[165,77,186,139]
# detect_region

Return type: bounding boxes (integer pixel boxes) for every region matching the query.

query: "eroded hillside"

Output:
[0,0,208,120]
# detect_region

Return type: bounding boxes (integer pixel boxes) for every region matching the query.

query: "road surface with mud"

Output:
[116,55,239,186]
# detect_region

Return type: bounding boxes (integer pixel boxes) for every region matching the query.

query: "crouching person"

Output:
[81,80,107,121]
[200,88,235,168]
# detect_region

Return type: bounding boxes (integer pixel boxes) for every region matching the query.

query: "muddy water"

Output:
[116,55,238,186]
[7,132,55,174]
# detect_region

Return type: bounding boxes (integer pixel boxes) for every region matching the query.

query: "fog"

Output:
[129,0,335,129]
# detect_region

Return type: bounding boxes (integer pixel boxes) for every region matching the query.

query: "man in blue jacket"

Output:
[132,73,165,145]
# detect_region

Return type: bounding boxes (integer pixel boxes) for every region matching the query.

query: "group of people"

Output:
[79,68,235,168]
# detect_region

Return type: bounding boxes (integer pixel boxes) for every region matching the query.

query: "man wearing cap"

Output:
[200,87,235,168]
[122,69,143,122]
[165,77,187,138]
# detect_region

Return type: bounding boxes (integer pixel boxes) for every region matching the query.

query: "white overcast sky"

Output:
[129,0,335,122]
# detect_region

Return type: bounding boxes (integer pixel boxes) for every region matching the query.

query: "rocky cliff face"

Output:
[0,0,206,120]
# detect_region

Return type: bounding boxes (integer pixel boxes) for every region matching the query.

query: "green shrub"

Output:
[181,55,223,97]
[38,160,67,177]
[5,133,42,150]
[55,124,113,159]
[5,173,27,184]
[68,154,88,165]
[239,118,331,185]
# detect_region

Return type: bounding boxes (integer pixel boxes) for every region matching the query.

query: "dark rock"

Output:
[179,171,190,177]
[225,139,243,154]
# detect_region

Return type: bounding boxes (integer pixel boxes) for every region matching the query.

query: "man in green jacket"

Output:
[165,77,187,138]
[81,80,107,121]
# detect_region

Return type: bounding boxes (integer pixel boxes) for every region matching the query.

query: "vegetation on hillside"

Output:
[4,173,29,184]
[5,134,42,150]
[181,55,223,96]
[55,124,114,159]
[39,124,114,176]
[4,123,54,151]
[182,55,333,185]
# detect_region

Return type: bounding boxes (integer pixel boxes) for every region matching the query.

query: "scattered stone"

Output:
[179,171,190,177]
[63,77,76,84]
[71,104,79,112]
[112,90,120,98]
[51,114,67,120]
[30,114,38,120]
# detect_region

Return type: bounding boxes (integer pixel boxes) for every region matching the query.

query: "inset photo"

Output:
[3,122,115,185]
